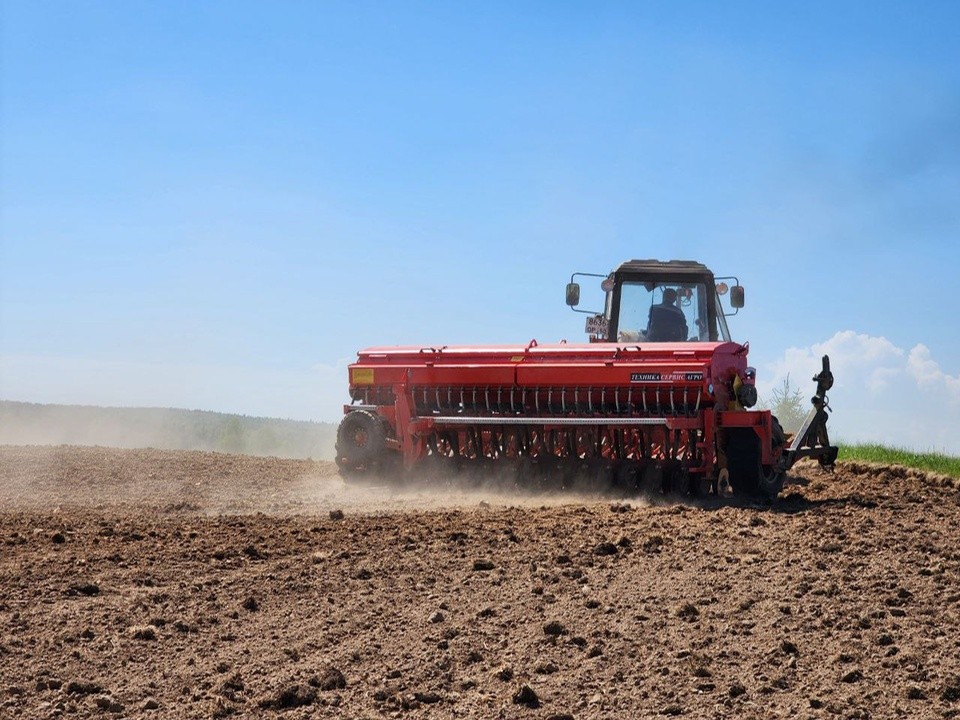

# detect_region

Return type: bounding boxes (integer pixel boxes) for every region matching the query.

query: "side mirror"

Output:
[565,282,581,307]
[730,285,745,309]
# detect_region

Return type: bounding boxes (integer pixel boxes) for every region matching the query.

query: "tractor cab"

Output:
[565,259,744,343]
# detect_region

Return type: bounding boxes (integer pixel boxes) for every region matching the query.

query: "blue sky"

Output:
[2,2,959,449]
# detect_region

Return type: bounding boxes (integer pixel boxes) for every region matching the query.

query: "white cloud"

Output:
[0,354,350,423]
[906,344,960,398]
[758,331,960,454]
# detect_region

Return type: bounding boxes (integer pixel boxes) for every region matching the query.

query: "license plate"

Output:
[584,315,608,335]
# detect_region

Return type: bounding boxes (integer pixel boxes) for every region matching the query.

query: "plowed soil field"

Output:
[2,445,959,719]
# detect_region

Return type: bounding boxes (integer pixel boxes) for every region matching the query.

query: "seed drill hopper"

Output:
[336,259,837,498]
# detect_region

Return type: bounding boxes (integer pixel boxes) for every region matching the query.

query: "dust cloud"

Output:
[0,401,336,460]
[0,445,649,517]
[288,472,652,517]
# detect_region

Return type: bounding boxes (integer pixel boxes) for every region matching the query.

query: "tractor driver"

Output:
[646,288,688,342]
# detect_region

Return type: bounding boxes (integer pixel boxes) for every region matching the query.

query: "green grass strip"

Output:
[838,443,960,478]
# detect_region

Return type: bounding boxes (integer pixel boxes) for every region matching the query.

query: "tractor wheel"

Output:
[756,462,786,501]
[726,418,786,501]
[336,409,387,467]
[759,416,788,499]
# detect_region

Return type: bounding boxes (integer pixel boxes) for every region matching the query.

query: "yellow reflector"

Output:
[352,368,375,385]
[510,356,524,362]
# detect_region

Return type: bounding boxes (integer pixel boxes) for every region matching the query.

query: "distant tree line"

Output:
[0,401,337,460]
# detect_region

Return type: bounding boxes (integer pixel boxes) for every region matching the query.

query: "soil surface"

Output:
[1,444,959,719]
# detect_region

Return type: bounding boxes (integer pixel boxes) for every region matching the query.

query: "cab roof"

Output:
[614,259,714,278]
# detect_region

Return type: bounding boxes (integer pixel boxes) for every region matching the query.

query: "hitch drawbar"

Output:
[784,355,838,467]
